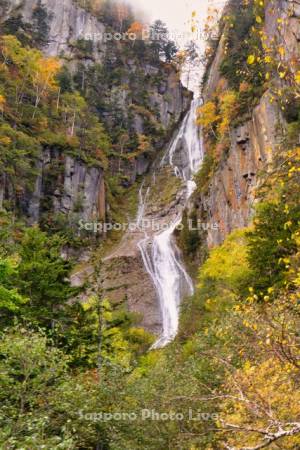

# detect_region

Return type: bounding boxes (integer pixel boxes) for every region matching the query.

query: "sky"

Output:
[128,0,224,92]
[130,0,221,48]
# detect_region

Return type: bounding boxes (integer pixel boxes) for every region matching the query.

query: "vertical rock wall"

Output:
[196,93,284,247]
[193,0,299,248]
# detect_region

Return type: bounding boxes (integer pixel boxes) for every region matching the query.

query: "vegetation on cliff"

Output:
[0,34,110,200]
[0,0,184,244]
[196,0,300,192]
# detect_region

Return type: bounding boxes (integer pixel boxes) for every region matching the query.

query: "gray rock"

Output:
[2,0,106,61]
[27,152,104,225]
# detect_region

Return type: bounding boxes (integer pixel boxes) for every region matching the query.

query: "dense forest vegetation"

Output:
[1,143,300,449]
[0,0,300,448]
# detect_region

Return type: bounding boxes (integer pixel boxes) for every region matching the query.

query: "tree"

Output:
[164,40,178,63]
[218,90,238,136]
[16,227,75,330]
[0,94,5,116]
[0,123,41,206]
[0,35,36,108]
[32,56,60,118]
[197,91,238,143]
[220,359,300,450]
[149,20,178,62]
[60,91,86,136]
[0,258,28,325]
[127,21,144,39]
[117,131,130,172]
[183,41,200,88]
[114,1,129,31]
[60,294,134,370]
[197,100,220,137]
[77,113,110,168]
[0,326,71,449]
[127,20,145,47]
[60,91,110,167]
[0,35,60,116]
[247,154,300,293]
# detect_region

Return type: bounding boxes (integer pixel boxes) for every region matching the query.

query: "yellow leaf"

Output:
[247,54,256,65]
[256,16,262,23]
[295,71,300,84]
[0,136,11,146]
[244,360,252,370]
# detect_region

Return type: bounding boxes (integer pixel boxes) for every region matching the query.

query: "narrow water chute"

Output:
[138,97,204,349]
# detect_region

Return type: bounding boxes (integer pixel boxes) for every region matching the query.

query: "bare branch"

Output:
[222,422,300,450]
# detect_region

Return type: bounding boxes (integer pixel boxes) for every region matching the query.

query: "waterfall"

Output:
[138,97,204,349]
[165,99,203,181]
[136,181,150,228]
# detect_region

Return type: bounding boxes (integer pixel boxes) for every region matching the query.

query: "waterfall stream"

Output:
[138,97,204,349]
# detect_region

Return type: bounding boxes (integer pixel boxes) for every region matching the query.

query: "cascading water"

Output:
[138,97,204,349]
[165,98,203,182]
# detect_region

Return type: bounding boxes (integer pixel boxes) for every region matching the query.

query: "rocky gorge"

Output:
[100,0,300,339]
[1,0,300,448]
[1,0,298,339]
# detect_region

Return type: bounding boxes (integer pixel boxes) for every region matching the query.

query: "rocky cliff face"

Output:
[191,0,299,249]
[0,0,191,228]
[197,92,284,247]
[264,0,300,62]
[0,0,106,60]
[26,150,105,225]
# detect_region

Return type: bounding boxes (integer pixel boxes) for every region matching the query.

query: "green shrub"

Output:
[194,152,217,195]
